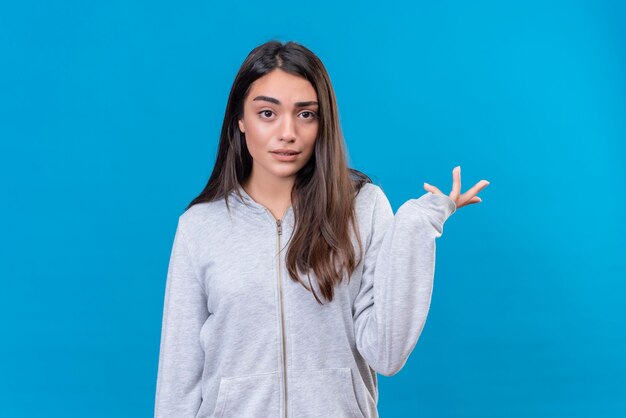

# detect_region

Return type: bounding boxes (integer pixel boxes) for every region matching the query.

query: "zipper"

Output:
[266,209,288,418]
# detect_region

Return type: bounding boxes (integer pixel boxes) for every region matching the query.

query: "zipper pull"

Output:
[277,219,282,236]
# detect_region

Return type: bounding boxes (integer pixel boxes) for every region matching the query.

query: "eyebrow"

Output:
[252,95,319,107]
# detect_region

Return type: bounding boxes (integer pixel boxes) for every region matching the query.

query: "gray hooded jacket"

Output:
[154,182,456,418]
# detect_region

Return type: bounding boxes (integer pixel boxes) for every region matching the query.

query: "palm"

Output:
[423,166,489,209]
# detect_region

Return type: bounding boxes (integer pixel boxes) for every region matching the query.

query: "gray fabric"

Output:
[154,182,456,417]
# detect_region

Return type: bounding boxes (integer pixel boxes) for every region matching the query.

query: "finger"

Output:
[456,195,482,209]
[451,166,461,200]
[460,180,490,201]
[423,182,443,194]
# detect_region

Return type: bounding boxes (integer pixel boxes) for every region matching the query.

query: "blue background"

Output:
[1,0,625,417]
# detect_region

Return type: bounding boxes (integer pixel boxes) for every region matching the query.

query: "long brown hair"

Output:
[187,40,372,304]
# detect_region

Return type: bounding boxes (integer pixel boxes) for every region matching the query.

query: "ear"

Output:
[238,119,245,133]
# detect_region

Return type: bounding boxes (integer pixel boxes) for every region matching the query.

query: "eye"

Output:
[299,111,318,120]
[258,110,275,119]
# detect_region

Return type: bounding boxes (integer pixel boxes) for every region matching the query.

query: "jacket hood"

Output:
[227,182,294,221]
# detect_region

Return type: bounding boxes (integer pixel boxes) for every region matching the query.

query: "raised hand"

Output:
[423,166,489,210]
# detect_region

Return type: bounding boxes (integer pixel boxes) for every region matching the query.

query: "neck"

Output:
[241,169,295,213]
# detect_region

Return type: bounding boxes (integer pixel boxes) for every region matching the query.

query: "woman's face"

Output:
[238,69,319,183]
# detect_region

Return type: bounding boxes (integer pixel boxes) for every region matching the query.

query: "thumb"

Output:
[424,182,443,194]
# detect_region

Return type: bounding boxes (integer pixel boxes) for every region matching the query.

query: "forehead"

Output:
[247,69,317,103]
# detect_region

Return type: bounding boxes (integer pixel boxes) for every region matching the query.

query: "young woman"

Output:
[154,40,489,418]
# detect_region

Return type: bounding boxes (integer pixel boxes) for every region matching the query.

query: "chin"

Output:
[273,170,300,178]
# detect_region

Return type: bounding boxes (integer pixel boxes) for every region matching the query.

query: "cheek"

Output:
[243,122,271,153]
[298,142,316,167]
[303,127,318,153]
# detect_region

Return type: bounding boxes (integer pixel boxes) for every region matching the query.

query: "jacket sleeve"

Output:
[353,187,456,377]
[154,218,209,417]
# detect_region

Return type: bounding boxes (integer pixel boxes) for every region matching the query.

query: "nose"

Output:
[279,115,296,142]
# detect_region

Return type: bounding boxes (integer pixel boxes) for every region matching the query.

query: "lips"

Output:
[270,150,300,162]
[270,149,300,156]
